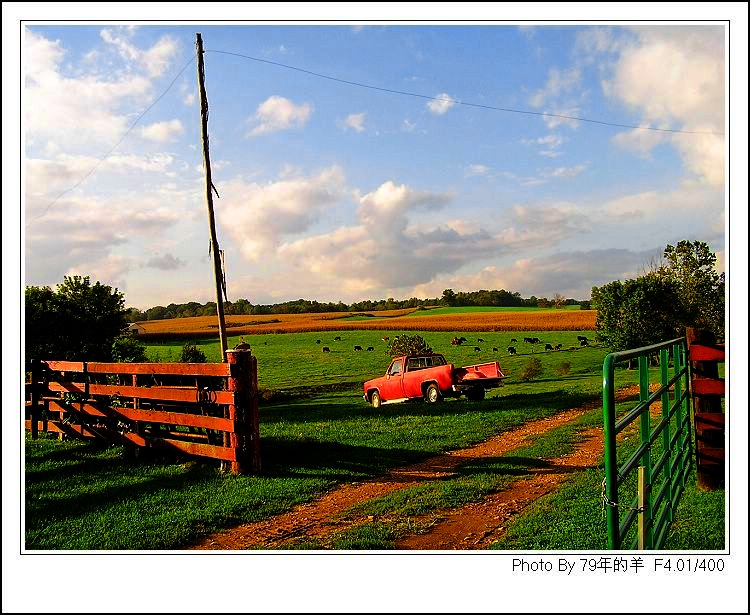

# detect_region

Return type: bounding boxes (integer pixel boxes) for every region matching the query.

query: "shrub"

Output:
[556,361,572,376]
[388,334,432,357]
[180,342,206,363]
[111,336,148,363]
[519,357,543,382]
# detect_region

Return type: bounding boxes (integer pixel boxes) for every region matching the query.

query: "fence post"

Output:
[226,350,261,474]
[30,360,39,439]
[638,355,653,549]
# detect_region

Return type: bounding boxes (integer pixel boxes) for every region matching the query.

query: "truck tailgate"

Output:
[455,361,506,381]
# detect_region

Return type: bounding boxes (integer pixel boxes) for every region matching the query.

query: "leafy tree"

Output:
[180,342,206,363]
[388,334,433,357]
[553,293,566,309]
[25,276,127,365]
[661,240,725,341]
[111,336,148,363]
[519,358,543,381]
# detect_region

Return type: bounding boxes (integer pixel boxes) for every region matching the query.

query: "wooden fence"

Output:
[686,327,725,490]
[24,349,260,474]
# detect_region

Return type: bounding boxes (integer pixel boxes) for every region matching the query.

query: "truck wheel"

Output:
[425,383,442,404]
[370,390,382,408]
[467,387,485,401]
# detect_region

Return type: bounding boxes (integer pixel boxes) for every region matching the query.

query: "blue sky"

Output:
[20,20,734,310]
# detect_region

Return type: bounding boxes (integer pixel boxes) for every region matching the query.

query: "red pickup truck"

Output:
[363,353,507,408]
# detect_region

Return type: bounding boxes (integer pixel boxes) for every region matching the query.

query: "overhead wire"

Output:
[205,48,724,137]
[27,54,196,225]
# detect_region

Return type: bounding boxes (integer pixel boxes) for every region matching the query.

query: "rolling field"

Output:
[133,306,597,338]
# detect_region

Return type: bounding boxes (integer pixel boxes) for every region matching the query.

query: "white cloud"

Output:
[402,119,416,132]
[427,92,456,115]
[549,164,587,178]
[218,166,348,260]
[339,112,366,132]
[145,253,186,271]
[603,26,725,186]
[529,68,582,108]
[249,96,312,136]
[465,164,490,177]
[140,119,184,142]
[100,28,178,78]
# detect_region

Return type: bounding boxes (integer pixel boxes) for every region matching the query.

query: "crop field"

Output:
[134,306,597,339]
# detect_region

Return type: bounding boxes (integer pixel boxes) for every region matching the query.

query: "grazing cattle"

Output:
[366,346,374,351]
[577,335,588,342]
[477,338,484,343]
[322,347,330,352]
[533,337,540,344]
[451,337,463,346]
[555,343,562,351]
[510,338,518,343]
[524,337,533,344]
[493,347,498,352]
[580,339,588,347]
[382,336,389,342]
[354,345,363,351]
[545,344,553,351]
[316,339,321,344]
[508,347,517,355]
[459,336,467,342]
[474,346,481,351]
[334,336,342,341]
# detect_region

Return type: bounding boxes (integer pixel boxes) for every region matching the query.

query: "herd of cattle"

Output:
[316,334,591,354]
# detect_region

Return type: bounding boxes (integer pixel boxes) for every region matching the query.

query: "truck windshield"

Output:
[389,360,403,376]
[406,355,446,370]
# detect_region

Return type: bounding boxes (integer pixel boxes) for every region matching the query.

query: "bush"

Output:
[111,336,148,363]
[388,334,432,357]
[519,358,543,382]
[180,342,206,363]
[556,361,572,376]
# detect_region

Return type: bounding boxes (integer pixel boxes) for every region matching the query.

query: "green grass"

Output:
[408,305,581,315]
[25,329,723,551]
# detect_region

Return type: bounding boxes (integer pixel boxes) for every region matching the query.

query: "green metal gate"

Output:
[602,338,693,549]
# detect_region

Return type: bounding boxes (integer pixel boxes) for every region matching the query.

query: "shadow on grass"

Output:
[261,389,599,424]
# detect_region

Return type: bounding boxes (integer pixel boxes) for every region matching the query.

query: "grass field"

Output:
[23,317,725,551]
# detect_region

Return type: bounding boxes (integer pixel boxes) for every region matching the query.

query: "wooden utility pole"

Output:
[196,32,228,360]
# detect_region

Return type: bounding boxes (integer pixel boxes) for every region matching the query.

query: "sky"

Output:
[16,14,742,310]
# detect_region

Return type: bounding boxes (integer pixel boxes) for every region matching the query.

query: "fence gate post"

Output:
[226,349,261,474]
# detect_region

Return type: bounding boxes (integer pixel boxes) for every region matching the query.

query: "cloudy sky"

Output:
[17,18,738,310]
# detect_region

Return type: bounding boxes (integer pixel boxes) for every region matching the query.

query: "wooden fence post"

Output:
[686,327,725,491]
[226,350,261,474]
[30,360,39,439]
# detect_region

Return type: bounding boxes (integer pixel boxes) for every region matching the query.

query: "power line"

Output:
[27,54,196,226]
[206,48,724,137]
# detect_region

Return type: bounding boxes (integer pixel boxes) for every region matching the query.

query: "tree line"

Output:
[125,289,590,322]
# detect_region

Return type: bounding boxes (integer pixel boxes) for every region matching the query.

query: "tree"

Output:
[180,342,206,363]
[553,293,566,309]
[592,273,685,352]
[661,240,725,341]
[25,276,127,365]
[388,334,433,357]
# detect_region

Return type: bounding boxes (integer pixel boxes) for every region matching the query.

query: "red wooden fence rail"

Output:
[24,349,260,474]
[686,327,725,491]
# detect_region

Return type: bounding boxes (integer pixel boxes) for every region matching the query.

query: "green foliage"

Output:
[662,240,725,341]
[519,357,543,381]
[388,334,433,357]
[592,241,725,350]
[592,272,684,351]
[180,342,206,363]
[25,275,127,365]
[111,336,148,363]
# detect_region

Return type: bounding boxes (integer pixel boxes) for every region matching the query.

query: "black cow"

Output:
[580,339,588,347]
[493,347,498,352]
[354,345,363,351]
[510,338,518,343]
[555,343,562,351]
[545,343,553,351]
[316,339,321,344]
[507,347,517,355]
[524,337,533,344]
[474,346,481,351]
[578,335,588,342]
[322,347,330,352]
[366,346,374,351]
[334,336,342,341]
[477,338,484,343]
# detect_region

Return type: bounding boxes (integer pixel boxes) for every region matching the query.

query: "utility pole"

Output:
[195,32,228,360]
